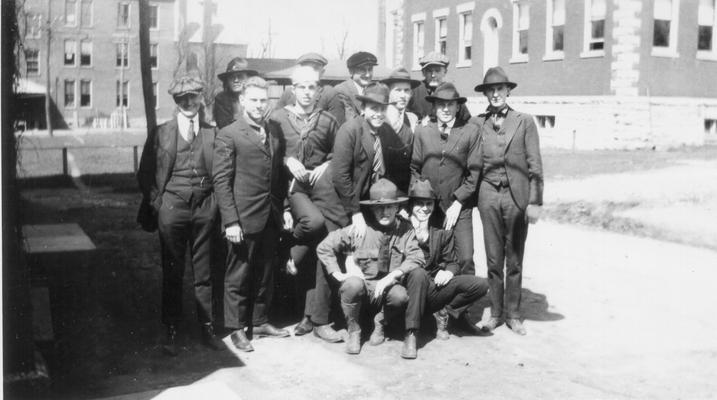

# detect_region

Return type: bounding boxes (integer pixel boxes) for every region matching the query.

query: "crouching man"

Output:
[316,179,425,359]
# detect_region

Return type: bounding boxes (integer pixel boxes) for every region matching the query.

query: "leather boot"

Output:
[163,324,179,357]
[294,316,313,336]
[400,329,417,359]
[369,311,385,346]
[342,301,362,354]
[201,323,224,351]
[433,308,449,340]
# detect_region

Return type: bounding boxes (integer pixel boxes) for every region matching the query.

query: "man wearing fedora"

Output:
[275,52,336,112]
[213,76,292,352]
[213,57,259,129]
[316,179,425,358]
[411,82,481,277]
[408,52,472,125]
[328,51,379,126]
[406,179,490,340]
[471,66,544,336]
[137,74,224,356]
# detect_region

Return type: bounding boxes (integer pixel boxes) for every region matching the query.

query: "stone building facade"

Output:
[379,0,717,149]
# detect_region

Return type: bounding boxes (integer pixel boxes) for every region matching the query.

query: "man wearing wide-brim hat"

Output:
[275,52,337,112]
[213,57,260,129]
[410,81,481,277]
[316,178,425,358]
[327,51,378,126]
[137,74,224,355]
[407,51,472,125]
[470,66,544,336]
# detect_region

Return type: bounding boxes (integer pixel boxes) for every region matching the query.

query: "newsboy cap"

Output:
[419,51,450,69]
[297,52,328,67]
[359,179,408,206]
[218,57,259,81]
[346,51,378,69]
[425,82,467,104]
[381,67,421,89]
[474,67,517,92]
[168,74,204,97]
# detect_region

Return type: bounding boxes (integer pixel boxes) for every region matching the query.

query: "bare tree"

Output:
[336,29,349,60]
[256,18,273,58]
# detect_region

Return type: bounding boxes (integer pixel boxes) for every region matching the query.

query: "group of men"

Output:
[137,49,544,360]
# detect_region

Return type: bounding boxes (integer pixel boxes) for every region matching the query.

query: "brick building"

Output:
[17,0,248,130]
[379,0,717,149]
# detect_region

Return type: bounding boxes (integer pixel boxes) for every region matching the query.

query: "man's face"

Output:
[422,65,447,88]
[411,199,434,222]
[240,86,268,122]
[434,100,458,124]
[350,65,374,87]
[483,84,510,109]
[228,72,250,93]
[363,102,387,128]
[294,80,318,108]
[174,93,202,118]
[371,204,399,226]
[388,82,412,111]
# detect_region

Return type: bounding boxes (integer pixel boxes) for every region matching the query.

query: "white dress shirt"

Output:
[176,113,199,143]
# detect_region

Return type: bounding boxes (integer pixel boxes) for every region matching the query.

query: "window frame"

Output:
[697,0,717,60]
[64,79,76,108]
[152,81,159,110]
[544,0,566,61]
[411,13,426,71]
[117,2,131,29]
[80,79,92,108]
[149,3,159,30]
[25,48,40,75]
[116,80,129,108]
[65,0,78,27]
[80,0,93,28]
[150,43,158,69]
[581,0,606,58]
[433,8,449,56]
[64,39,77,66]
[25,12,42,39]
[511,1,530,63]
[115,41,129,68]
[80,40,92,67]
[456,2,474,67]
[651,0,680,58]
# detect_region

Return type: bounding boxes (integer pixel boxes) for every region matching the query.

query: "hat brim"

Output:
[474,81,517,92]
[359,197,408,206]
[355,94,390,105]
[381,78,421,89]
[420,61,449,69]
[218,69,260,81]
[425,95,467,104]
[171,89,202,97]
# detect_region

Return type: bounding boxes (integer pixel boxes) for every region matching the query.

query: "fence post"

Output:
[133,146,139,173]
[62,147,68,176]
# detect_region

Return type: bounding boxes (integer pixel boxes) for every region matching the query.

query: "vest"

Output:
[165,131,212,203]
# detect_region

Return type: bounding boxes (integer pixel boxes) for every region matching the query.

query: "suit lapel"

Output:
[200,126,215,174]
[347,81,362,115]
[444,120,466,155]
[161,119,178,186]
[241,119,270,156]
[502,111,520,151]
[361,119,376,161]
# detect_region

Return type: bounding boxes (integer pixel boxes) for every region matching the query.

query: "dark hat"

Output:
[419,51,450,69]
[381,67,421,89]
[346,51,378,69]
[474,67,517,92]
[408,179,436,200]
[168,74,204,96]
[425,82,467,104]
[296,52,328,67]
[359,179,408,205]
[218,57,259,81]
[355,82,391,106]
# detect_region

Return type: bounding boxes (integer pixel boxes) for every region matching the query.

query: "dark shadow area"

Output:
[519,288,565,322]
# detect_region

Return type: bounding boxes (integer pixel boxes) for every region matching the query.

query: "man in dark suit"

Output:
[411,82,481,276]
[137,74,224,356]
[213,57,259,129]
[328,51,378,126]
[408,52,472,125]
[213,76,292,352]
[471,67,544,336]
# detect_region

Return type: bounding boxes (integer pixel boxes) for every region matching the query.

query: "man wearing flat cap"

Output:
[328,51,378,126]
[213,57,259,129]
[137,74,224,356]
[275,52,337,112]
[411,82,481,277]
[408,52,472,125]
[470,66,543,336]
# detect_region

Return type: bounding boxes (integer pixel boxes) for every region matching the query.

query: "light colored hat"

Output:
[291,65,320,85]
[168,75,204,96]
[419,52,450,69]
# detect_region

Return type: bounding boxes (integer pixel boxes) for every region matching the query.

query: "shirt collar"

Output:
[486,105,511,117]
[176,112,198,138]
[353,80,365,96]
[439,118,456,129]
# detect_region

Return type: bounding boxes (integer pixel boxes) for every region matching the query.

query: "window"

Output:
[149,4,158,29]
[117,2,130,28]
[652,0,680,56]
[545,0,565,58]
[705,119,717,135]
[698,0,716,57]
[64,40,76,66]
[25,12,42,38]
[81,0,92,27]
[436,17,448,55]
[512,1,530,62]
[25,49,39,75]
[80,80,91,107]
[80,41,92,66]
[456,3,474,66]
[411,13,426,70]
[64,79,76,107]
[65,0,77,26]
[582,0,606,56]
[116,42,129,68]
[535,115,556,129]
[152,82,158,109]
[150,43,158,68]
[116,80,129,107]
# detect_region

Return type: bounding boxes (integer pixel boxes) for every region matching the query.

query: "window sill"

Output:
[63,64,77,68]
[509,54,529,64]
[696,51,717,61]
[455,61,472,68]
[580,50,605,58]
[651,48,679,58]
[542,52,564,61]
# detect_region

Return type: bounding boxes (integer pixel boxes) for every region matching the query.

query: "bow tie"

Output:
[487,107,508,117]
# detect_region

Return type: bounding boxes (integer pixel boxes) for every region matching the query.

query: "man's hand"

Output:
[434,270,454,287]
[351,213,367,241]
[286,157,309,182]
[331,271,348,283]
[283,211,293,231]
[526,205,542,224]
[225,223,243,244]
[443,200,462,230]
[344,254,365,280]
[309,161,329,185]
[373,271,401,300]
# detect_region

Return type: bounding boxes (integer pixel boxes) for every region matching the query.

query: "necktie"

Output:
[371,133,385,183]
[440,123,449,141]
[188,119,195,143]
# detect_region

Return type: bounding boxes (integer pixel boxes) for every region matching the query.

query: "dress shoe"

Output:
[345,330,361,354]
[433,308,449,340]
[230,330,254,352]
[201,323,225,351]
[400,330,417,359]
[313,324,343,343]
[369,312,385,346]
[162,324,179,357]
[253,323,290,338]
[478,316,503,333]
[294,317,314,336]
[506,318,527,336]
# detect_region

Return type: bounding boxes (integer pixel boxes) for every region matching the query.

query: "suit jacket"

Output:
[471,109,544,209]
[328,79,362,126]
[408,82,472,124]
[380,113,414,195]
[331,117,386,218]
[213,91,241,130]
[137,117,216,213]
[212,116,288,234]
[411,119,481,211]
[421,226,460,277]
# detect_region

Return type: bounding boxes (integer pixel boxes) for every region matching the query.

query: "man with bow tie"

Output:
[470,67,544,336]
